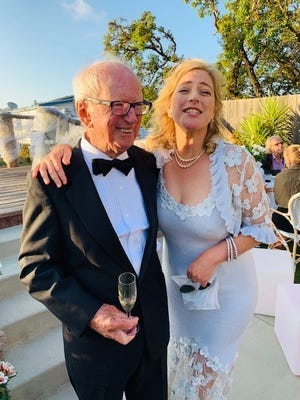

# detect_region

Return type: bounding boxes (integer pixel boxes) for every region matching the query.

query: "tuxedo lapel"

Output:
[64,148,133,271]
[128,147,159,280]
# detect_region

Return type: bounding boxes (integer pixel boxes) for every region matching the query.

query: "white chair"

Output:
[270,192,300,267]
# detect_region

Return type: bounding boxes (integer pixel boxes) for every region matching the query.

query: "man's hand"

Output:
[32,144,73,187]
[89,304,139,345]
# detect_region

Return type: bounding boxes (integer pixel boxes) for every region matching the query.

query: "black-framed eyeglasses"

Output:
[84,98,152,116]
[179,282,211,293]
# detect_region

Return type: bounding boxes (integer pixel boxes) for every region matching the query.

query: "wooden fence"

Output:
[222,94,300,136]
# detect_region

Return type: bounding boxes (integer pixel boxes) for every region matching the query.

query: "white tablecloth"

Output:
[251,247,294,316]
[265,174,277,209]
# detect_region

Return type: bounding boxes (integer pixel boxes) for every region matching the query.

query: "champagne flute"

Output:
[118,272,139,334]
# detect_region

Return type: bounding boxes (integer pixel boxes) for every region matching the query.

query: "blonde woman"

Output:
[143,59,277,400]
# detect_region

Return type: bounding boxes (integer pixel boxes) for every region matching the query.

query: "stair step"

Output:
[40,382,77,400]
[40,383,126,400]
[0,225,22,258]
[7,326,69,400]
[0,255,23,300]
[0,225,71,400]
[44,383,128,400]
[0,291,60,348]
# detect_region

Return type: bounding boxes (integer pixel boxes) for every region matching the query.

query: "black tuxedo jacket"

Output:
[19,144,169,385]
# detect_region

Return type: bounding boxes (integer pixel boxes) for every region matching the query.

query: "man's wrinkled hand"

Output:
[89,304,139,345]
[32,143,72,187]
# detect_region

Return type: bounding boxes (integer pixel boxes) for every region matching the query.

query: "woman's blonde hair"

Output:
[283,144,300,168]
[145,58,225,151]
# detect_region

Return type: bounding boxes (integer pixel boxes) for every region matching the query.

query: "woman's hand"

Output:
[32,144,73,187]
[187,234,259,287]
[187,255,217,288]
[187,240,227,287]
[264,185,274,193]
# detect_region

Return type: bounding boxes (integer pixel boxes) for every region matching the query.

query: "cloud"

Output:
[61,0,105,21]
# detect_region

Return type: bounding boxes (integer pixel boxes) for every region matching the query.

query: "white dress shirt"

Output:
[81,136,149,275]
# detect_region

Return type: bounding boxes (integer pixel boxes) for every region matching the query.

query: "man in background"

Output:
[261,135,285,175]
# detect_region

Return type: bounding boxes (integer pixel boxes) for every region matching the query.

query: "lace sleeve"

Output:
[225,146,277,244]
[152,148,173,169]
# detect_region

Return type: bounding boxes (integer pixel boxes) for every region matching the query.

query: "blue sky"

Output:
[0,0,221,109]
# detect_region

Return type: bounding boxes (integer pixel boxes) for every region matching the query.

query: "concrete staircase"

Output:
[0,225,77,400]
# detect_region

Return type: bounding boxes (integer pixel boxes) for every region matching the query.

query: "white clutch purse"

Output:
[171,274,220,310]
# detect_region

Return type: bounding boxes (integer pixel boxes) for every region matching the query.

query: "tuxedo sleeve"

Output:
[19,173,101,337]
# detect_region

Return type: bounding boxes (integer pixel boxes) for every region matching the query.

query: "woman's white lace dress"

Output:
[155,142,276,400]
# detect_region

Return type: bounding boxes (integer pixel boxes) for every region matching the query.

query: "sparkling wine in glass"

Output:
[118,272,139,334]
[118,272,137,317]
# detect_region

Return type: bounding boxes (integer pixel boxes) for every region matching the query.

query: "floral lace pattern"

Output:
[156,141,277,244]
[168,336,233,400]
[156,142,277,400]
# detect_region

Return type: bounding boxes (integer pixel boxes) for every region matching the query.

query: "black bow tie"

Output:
[92,156,134,176]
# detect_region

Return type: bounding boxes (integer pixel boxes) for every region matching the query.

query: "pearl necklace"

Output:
[174,148,205,168]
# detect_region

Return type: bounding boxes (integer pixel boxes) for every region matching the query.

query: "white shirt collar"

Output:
[80,135,129,173]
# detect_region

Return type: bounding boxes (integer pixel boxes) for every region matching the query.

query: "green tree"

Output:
[184,0,300,98]
[104,11,183,125]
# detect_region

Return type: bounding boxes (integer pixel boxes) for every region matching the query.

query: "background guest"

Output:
[261,135,285,175]
[272,144,300,232]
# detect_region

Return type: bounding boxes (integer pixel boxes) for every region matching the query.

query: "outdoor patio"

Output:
[229,313,300,400]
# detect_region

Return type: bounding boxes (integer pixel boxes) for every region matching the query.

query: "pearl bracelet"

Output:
[225,236,238,261]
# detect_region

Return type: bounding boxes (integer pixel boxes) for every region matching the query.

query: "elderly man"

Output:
[261,135,285,174]
[19,60,169,400]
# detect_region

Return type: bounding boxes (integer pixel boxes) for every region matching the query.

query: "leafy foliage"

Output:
[184,0,300,98]
[246,144,266,162]
[234,98,293,147]
[104,11,183,126]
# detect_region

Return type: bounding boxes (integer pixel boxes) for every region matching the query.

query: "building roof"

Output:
[38,95,74,107]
